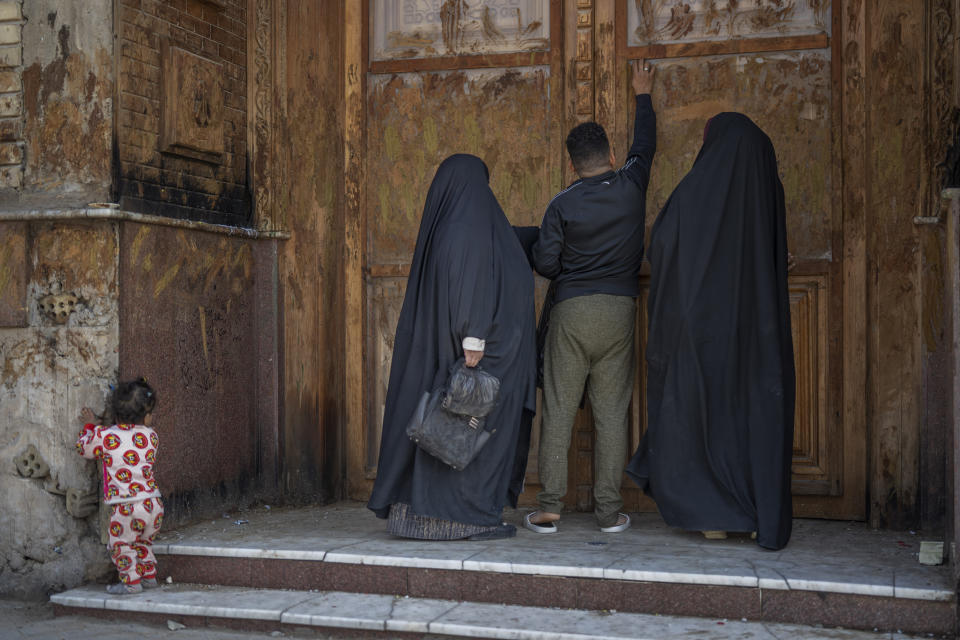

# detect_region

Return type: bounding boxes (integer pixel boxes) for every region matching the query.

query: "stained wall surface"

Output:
[117,222,280,523]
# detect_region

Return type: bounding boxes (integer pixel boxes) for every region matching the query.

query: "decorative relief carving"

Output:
[160,41,224,163]
[252,0,273,224]
[575,1,593,119]
[370,0,550,60]
[931,0,956,191]
[628,0,830,46]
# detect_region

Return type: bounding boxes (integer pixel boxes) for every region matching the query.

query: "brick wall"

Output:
[118,0,249,226]
[0,0,22,191]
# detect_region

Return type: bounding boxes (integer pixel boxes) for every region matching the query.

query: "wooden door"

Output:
[608,0,864,520]
[345,0,866,521]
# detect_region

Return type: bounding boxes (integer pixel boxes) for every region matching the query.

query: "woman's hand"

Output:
[80,407,96,424]
[464,349,484,367]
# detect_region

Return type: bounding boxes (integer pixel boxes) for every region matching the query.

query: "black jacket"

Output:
[532,94,656,302]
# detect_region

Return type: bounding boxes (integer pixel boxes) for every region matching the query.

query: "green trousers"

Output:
[537,294,636,528]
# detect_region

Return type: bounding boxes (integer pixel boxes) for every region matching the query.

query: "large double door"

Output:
[345,0,864,520]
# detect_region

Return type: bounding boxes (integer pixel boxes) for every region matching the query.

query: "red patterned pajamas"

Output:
[108,497,164,585]
[76,421,163,587]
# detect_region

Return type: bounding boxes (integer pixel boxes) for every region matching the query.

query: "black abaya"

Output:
[367,154,537,528]
[626,113,796,550]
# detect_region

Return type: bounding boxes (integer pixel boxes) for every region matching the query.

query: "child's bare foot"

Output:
[142,577,159,589]
[106,581,142,595]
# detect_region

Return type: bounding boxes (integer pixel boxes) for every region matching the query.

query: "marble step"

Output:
[49,583,930,640]
[147,508,956,637]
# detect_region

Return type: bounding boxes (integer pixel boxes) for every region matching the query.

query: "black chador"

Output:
[626,113,796,550]
[367,154,537,534]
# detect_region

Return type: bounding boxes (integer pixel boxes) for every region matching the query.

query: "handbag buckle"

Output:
[468,416,480,430]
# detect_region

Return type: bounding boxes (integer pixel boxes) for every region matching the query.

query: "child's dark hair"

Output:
[111,377,157,424]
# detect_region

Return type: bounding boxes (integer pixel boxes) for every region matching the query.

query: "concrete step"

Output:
[49,583,933,639]
[144,504,957,636]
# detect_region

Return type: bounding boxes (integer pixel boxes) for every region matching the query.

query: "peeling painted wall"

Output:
[0,220,119,599]
[20,0,113,207]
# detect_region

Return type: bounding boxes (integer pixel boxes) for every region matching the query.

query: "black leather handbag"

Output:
[406,359,501,471]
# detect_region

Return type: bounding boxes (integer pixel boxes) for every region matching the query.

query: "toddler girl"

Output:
[76,377,162,594]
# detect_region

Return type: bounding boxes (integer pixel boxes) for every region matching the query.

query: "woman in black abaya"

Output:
[626,113,796,550]
[367,154,537,540]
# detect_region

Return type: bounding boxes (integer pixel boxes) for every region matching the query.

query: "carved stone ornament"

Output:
[161,39,225,163]
[38,293,77,324]
[370,0,550,60]
[14,444,50,479]
[627,0,830,47]
[65,487,100,519]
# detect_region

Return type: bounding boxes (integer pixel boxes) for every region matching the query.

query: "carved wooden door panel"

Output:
[610,0,865,519]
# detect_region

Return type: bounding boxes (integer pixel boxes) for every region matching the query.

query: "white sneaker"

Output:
[523,511,559,534]
[599,513,631,533]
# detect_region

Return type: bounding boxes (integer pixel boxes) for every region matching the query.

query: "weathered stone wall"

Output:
[0,2,120,600]
[0,219,119,599]
[117,0,249,224]
[20,0,113,207]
